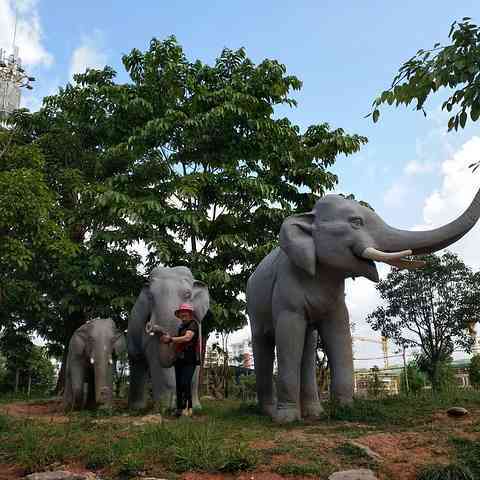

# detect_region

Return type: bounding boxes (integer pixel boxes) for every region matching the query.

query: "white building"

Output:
[229,338,254,369]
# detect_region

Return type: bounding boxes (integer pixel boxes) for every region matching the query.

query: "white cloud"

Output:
[0,0,52,67]
[69,31,107,79]
[404,159,435,175]
[418,136,480,270]
[383,183,408,208]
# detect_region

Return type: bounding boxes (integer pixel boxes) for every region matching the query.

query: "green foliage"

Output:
[367,365,387,398]
[416,464,474,480]
[5,37,366,367]
[468,354,480,388]
[401,361,427,394]
[369,18,480,170]
[0,330,55,394]
[452,438,480,478]
[367,252,477,391]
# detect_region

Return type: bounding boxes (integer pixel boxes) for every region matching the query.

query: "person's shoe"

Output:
[181,408,189,416]
[186,408,193,417]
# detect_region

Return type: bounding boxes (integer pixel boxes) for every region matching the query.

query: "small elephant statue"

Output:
[63,317,126,410]
[247,189,480,422]
[127,266,210,411]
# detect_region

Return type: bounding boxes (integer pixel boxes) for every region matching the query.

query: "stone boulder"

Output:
[329,469,379,480]
[447,406,469,417]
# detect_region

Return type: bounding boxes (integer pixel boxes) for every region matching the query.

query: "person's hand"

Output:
[161,334,172,344]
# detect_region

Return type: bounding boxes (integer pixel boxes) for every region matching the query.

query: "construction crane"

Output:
[352,336,389,368]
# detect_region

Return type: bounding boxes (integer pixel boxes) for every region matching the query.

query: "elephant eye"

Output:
[184,290,192,299]
[349,217,364,228]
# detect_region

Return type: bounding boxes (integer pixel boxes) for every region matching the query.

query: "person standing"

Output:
[162,303,200,417]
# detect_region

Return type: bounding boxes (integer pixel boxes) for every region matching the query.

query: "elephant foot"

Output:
[129,400,147,411]
[260,402,276,418]
[331,394,354,405]
[301,401,324,418]
[275,403,301,423]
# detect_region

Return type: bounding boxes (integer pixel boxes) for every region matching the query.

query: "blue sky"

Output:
[2,0,480,365]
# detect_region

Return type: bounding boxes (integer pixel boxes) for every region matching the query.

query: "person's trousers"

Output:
[174,361,196,410]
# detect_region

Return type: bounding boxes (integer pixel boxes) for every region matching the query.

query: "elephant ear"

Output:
[71,321,92,356]
[192,280,210,322]
[279,211,316,276]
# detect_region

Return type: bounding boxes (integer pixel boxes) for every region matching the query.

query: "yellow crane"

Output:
[352,336,389,368]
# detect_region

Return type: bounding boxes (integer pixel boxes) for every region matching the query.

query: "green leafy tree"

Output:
[468,354,480,388]
[367,252,476,391]
[118,38,367,338]
[400,361,427,394]
[369,18,480,170]
[10,37,367,389]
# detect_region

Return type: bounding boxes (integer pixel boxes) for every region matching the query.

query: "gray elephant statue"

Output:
[64,317,126,410]
[247,189,480,422]
[127,266,210,411]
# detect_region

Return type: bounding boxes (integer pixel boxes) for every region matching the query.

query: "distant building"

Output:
[229,339,254,368]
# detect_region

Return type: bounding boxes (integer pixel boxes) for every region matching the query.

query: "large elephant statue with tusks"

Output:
[127,266,210,411]
[247,189,480,422]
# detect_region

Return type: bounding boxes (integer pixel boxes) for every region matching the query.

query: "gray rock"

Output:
[329,469,379,480]
[25,472,93,480]
[447,406,469,417]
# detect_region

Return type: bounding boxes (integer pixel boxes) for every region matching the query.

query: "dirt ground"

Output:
[0,400,478,480]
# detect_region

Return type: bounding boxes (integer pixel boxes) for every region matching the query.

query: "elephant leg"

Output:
[85,367,96,409]
[300,327,323,418]
[150,360,176,413]
[251,332,275,417]
[274,311,306,422]
[318,305,354,404]
[69,362,85,410]
[128,356,148,410]
[191,366,201,410]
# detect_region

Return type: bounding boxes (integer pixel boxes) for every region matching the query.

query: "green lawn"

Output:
[1,391,480,479]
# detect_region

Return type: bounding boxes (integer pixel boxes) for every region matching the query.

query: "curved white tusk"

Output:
[361,247,413,262]
[385,258,427,270]
[90,357,95,364]
[108,358,113,365]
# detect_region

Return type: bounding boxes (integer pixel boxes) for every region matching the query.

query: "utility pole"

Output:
[0,4,36,126]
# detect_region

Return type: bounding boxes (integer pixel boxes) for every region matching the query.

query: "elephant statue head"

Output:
[65,317,126,409]
[280,188,480,281]
[146,266,210,367]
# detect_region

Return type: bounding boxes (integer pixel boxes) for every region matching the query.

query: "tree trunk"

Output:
[54,344,69,396]
[27,372,32,398]
[14,368,20,394]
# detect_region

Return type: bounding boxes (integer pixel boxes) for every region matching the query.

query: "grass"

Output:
[416,464,474,480]
[274,461,332,477]
[335,442,376,466]
[451,437,480,478]
[1,391,480,478]
[325,390,480,426]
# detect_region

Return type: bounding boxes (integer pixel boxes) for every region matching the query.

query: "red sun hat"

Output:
[175,303,194,316]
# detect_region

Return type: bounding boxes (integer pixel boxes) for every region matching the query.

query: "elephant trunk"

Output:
[151,304,179,367]
[93,352,113,406]
[377,187,480,256]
